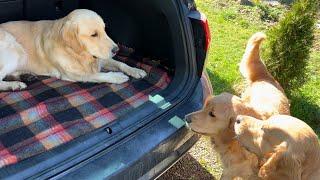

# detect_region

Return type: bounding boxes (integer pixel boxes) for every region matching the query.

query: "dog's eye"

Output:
[209,111,215,117]
[91,32,98,37]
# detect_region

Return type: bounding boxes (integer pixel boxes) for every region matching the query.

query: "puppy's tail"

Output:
[239,32,272,83]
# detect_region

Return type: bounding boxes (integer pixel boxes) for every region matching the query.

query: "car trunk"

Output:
[0,0,200,177]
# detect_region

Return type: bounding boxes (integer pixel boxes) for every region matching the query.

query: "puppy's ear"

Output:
[204,95,213,106]
[61,21,84,54]
[228,117,236,130]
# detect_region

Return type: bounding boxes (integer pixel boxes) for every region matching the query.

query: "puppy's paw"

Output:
[125,67,147,79]
[258,166,272,179]
[9,81,27,91]
[106,72,129,84]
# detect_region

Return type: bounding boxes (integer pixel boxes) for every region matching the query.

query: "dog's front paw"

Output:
[106,72,129,84]
[10,81,27,91]
[125,67,147,79]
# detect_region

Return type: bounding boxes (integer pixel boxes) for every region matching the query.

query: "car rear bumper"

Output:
[52,73,211,180]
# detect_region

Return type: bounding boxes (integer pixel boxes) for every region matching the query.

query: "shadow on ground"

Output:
[290,94,320,135]
[206,69,236,95]
[158,153,216,180]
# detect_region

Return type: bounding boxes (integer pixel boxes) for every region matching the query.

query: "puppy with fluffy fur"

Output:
[239,32,289,119]
[0,9,146,91]
[186,32,290,179]
[234,115,320,180]
[186,94,261,179]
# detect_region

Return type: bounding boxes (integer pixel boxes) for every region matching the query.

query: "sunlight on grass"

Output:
[188,136,223,179]
[192,0,320,178]
[291,51,320,134]
[197,0,264,94]
[196,0,319,129]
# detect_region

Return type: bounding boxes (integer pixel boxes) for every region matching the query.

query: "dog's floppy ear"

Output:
[61,20,84,54]
[228,117,236,130]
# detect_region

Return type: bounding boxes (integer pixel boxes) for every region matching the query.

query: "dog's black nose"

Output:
[185,116,192,123]
[236,119,241,124]
[112,46,119,54]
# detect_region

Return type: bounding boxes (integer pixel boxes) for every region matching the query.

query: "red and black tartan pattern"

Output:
[0,55,170,168]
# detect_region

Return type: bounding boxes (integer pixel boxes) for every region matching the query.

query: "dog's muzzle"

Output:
[185,116,192,123]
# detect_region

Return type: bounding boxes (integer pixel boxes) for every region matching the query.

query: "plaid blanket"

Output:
[0,55,170,168]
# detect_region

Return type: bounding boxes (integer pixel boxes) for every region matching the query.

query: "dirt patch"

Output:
[159,137,223,180]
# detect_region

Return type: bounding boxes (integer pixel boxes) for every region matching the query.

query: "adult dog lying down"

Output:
[235,115,320,180]
[186,32,290,179]
[0,9,146,91]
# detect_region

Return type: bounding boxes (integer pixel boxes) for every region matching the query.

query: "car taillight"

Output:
[201,14,211,51]
[188,11,211,77]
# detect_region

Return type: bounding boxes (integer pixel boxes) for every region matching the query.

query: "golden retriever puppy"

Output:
[186,94,261,180]
[0,9,146,90]
[239,32,290,119]
[234,115,320,180]
[185,32,290,179]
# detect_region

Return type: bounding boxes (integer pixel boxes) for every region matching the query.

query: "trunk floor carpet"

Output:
[0,55,170,168]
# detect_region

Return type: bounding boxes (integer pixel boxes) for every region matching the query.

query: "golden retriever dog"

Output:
[186,94,261,180]
[239,32,289,119]
[185,32,290,179]
[0,9,146,91]
[234,115,320,180]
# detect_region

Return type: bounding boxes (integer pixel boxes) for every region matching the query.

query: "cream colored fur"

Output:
[186,32,290,179]
[239,32,290,119]
[0,9,147,90]
[234,115,320,180]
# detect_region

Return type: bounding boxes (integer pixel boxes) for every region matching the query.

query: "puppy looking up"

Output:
[186,32,290,179]
[234,115,320,180]
[0,9,146,91]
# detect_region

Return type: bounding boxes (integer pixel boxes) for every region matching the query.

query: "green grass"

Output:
[197,0,319,132]
[290,51,320,134]
[193,0,320,178]
[199,0,265,94]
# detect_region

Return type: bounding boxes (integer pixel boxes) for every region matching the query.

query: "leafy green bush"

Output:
[264,0,319,95]
[279,0,294,4]
[256,3,284,22]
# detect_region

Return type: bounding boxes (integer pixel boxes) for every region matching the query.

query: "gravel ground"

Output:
[158,137,223,180]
